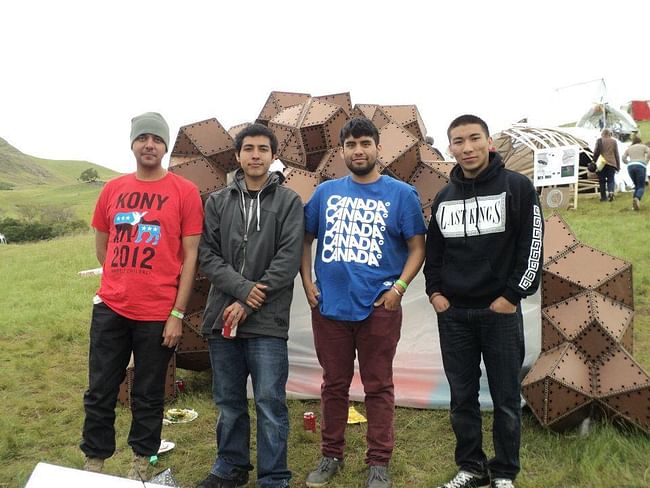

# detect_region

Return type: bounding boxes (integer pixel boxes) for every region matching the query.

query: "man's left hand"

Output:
[162,315,183,348]
[374,288,402,311]
[490,296,517,314]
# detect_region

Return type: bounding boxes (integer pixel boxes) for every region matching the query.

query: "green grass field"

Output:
[1,192,649,488]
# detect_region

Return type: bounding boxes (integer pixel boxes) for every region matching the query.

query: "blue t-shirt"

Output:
[304,175,426,321]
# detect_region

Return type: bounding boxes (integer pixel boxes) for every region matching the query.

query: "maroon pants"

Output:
[311,305,402,465]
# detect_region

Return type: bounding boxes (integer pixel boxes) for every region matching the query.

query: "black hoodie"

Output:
[423,152,543,308]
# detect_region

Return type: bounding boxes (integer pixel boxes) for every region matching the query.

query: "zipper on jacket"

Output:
[240,198,255,275]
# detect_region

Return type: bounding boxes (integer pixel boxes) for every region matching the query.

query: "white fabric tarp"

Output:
[286,272,541,410]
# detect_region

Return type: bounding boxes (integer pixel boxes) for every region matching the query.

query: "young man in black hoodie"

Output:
[424,115,543,488]
[197,124,304,488]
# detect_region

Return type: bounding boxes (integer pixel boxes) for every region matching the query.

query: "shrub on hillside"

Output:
[0,181,15,190]
[0,217,88,243]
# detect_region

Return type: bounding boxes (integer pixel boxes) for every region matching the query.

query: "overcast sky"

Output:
[2,0,648,174]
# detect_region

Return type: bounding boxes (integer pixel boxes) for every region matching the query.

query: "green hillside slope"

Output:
[0,138,121,221]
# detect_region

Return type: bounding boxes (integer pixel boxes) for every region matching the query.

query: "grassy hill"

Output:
[0,137,120,222]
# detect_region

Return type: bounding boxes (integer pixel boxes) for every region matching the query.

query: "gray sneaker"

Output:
[305,456,344,487]
[83,456,104,473]
[366,465,391,488]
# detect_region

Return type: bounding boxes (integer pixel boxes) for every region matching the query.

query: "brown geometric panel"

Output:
[351,104,377,120]
[421,203,433,227]
[599,386,650,433]
[426,161,454,179]
[256,91,311,126]
[378,123,418,180]
[418,142,444,163]
[184,275,211,317]
[317,147,347,180]
[380,105,427,141]
[541,270,584,307]
[543,213,579,265]
[282,167,320,204]
[594,345,650,397]
[595,266,634,309]
[313,92,352,115]
[176,325,210,371]
[228,123,251,141]
[171,118,238,172]
[521,343,593,429]
[408,163,449,208]
[167,157,227,197]
[541,291,633,361]
[545,243,630,290]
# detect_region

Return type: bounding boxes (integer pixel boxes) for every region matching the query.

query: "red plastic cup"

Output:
[303,412,316,432]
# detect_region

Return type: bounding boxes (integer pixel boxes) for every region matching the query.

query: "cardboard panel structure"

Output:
[522,213,649,433]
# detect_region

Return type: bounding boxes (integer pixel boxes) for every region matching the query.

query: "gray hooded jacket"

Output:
[198,169,304,339]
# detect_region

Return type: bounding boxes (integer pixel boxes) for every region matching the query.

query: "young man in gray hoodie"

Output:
[197,123,304,488]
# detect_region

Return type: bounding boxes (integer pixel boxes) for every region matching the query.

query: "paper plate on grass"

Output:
[163,408,198,424]
[158,439,176,454]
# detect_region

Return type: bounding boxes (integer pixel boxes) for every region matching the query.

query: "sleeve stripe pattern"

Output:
[518,205,542,290]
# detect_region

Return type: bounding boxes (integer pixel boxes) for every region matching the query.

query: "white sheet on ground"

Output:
[286,272,541,410]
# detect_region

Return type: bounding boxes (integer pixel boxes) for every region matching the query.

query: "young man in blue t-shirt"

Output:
[301,117,426,488]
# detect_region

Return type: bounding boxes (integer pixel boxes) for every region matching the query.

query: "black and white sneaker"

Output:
[437,470,490,488]
[491,478,515,488]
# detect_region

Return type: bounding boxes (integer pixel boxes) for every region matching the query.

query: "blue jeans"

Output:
[208,335,291,488]
[81,302,174,459]
[598,165,617,200]
[627,163,647,200]
[437,306,525,481]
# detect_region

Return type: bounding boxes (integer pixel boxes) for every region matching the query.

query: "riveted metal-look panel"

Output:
[426,161,454,178]
[549,343,592,393]
[595,345,650,396]
[302,100,339,127]
[282,167,320,204]
[545,244,629,290]
[386,144,420,182]
[545,381,593,425]
[168,157,227,196]
[184,275,210,316]
[599,386,650,433]
[591,292,634,342]
[270,104,305,128]
[371,107,393,130]
[314,92,352,115]
[228,122,251,141]
[542,292,593,342]
[419,142,444,163]
[175,350,211,372]
[541,313,568,352]
[169,155,198,167]
[595,267,634,309]
[171,131,201,157]
[421,204,433,226]
[378,122,418,165]
[522,343,568,385]
[317,147,346,181]
[257,91,310,125]
[278,130,306,168]
[409,164,449,208]
[541,271,584,307]
[575,322,618,361]
[182,118,234,155]
[352,104,377,120]
[543,214,579,265]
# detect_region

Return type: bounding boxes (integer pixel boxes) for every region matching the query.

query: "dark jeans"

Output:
[437,306,524,481]
[208,335,291,488]
[598,165,617,200]
[627,163,647,200]
[311,305,402,465]
[81,302,174,459]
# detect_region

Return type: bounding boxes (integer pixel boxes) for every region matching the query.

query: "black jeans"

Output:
[80,302,174,459]
[437,305,525,481]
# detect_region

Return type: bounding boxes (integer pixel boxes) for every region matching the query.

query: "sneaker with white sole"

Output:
[437,470,490,488]
[306,456,344,487]
[491,479,515,488]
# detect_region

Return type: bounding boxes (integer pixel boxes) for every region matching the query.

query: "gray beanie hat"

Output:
[130,112,170,150]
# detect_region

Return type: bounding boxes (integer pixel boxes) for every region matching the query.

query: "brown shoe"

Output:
[127,453,150,480]
[83,456,104,473]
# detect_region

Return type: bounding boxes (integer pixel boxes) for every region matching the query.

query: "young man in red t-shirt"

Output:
[80,112,203,480]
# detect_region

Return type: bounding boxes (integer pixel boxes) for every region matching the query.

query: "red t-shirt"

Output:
[92,172,204,321]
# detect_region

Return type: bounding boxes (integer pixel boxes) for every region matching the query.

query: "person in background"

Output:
[622,135,650,210]
[592,128,620,202]
[80,112,203,480]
